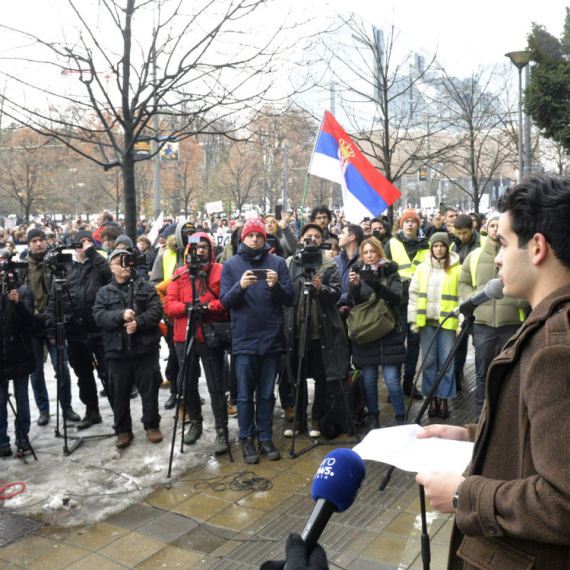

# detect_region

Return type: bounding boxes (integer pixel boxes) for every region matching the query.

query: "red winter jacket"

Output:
[164,232,229,343]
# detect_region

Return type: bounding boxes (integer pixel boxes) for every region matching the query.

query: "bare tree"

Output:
[0,0,306,239]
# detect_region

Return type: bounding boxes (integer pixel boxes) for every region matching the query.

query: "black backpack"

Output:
[319,369,366,439]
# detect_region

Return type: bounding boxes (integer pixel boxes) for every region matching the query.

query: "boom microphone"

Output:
[452,278,504,316]
[300,448,366,554]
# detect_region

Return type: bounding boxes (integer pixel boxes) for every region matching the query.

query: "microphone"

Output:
[453,278,504,316]
[300,448,366,553]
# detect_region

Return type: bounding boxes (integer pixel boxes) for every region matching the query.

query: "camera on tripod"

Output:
[295,238,332,273]
[45,245,74,271]
[0,249,28,291]
[185,236,208,275]
[356,263,385,284]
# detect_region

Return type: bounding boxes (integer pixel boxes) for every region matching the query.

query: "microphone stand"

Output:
[378,312,476,570]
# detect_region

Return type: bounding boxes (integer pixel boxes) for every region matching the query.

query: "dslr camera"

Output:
[0,249,28,291]
[44,245,74,271]
[356,263,385,284]
[185,236,208,276]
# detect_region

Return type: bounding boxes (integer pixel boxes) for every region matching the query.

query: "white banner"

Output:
[146,212,164,246]
[206,200,224,215]
[420,196,436,209]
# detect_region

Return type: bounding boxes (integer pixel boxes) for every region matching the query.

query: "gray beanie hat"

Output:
[114,234,134,249]
[429,231,450,248]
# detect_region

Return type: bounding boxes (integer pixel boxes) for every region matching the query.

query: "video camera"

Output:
[356,263,385,284]
[185,236,209,276]
[296,238,332,272]
[44,244,74,271]
[118,248,143,269]
[0,249,28,291]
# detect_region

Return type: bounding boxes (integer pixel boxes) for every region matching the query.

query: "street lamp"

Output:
[505,51,531,183]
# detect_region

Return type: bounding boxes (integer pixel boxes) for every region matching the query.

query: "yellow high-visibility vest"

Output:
[389,239,428,280]
[162,249,178,279]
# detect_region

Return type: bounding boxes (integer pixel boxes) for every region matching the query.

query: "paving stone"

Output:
[97,532,164,567]
[105,503,161,531]
[136,511,198,543]
[64,522,129,551]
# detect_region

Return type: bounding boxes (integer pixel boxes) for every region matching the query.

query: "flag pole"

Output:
[301,111,328,223]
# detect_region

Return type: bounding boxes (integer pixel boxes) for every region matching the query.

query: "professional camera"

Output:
[118,248,143,269]
[356,263,385,284]
[44,245,74,271]
[185,236,209,276]
[296,238,332,272]
[0,249,28,291]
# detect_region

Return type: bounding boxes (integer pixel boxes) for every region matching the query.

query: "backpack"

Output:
[319,369,366,439]
[346,289,395,345]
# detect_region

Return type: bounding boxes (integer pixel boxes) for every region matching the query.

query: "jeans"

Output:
[0,376,31,447]
[234,353,281,441]
[398,305,420,379]
[473,324,519,418]
[30,336,72,414]
[361,364,406,417]
[419,326,457,399]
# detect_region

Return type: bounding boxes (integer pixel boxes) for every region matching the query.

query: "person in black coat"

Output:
[46,230,112,429]
[93,249,164,450]
[0,269,35,456]
[348,237,407,428]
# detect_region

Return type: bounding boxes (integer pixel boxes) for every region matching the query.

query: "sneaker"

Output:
[284,420,303,437]
[146,428,163,443]
[164,394,177,410]
[37,412,50,426]
[183,420,202,444]
[0,444,13,457]
[309,419,321,438]
[63,409,81,422]
[77,410,102,430]
[160,380,170,389]
[227,400,238,418]
[116,432,134,449]
[214,428,228,455]
[259,440,281,461]
[241,436,259,464]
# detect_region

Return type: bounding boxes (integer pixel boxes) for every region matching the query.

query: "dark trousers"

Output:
[473,324,519,418]
[165,324,180,394]
[454,334,469,376]
[107,351,161,434]
[398,305,421,381]
[175,342,228,430]
[279,340,326,421]
[67,338,108,412]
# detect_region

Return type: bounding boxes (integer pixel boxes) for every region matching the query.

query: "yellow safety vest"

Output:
[415,263,462,331]
[162,249,178,279]
[469,246,525,322]
[389,239,428,280]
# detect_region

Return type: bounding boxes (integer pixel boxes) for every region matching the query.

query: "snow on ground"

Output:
[1,343,240,526]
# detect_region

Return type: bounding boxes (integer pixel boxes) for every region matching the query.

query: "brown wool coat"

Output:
[449,282,570,570]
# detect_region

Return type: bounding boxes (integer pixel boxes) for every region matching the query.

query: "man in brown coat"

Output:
[417,175,570,570]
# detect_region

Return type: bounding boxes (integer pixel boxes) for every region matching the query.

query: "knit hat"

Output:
[430,232,450,248]
[241,218,266,241]
[300,222,324,237]
[74,230,94,243]
[108,249,130,265]
[486,211,500,224]
[399,209,420,228]
[115,234,134,249]
[27,228,46,241]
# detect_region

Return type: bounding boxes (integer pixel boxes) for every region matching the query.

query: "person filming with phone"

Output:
[221,218,294,464]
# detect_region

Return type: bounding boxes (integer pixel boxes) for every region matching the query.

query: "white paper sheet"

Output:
[353,424,474,475]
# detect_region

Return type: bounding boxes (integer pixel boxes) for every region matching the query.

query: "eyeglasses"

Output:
[314,215,329,222]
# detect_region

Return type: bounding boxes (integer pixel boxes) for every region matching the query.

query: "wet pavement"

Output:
[0,360,478,569]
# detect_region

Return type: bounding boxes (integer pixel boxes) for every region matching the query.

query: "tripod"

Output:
[167,265,233,478]
[377,312,476,570]
[288,269,360,459]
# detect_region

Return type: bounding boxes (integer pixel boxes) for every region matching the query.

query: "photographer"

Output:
[348,237,407,428]
[23,229,79,426]
[164,233,230,455]
[0,256,35,456]
[281,223,347,437]
[93,249,164,449]
[221,218,294,464]
[45,230,112,429]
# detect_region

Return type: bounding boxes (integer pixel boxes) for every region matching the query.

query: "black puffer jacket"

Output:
[45,247,111,340]
[0,284,36,381]
[347,260,406,367]
[93,277,163,359]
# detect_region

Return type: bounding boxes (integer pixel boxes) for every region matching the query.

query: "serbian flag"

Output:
[308,111,401,220]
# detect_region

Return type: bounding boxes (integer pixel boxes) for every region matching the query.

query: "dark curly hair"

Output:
[499,175,570,269]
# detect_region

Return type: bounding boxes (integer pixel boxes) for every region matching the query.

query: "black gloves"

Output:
[185,303,209,315]
[260,533,329,570]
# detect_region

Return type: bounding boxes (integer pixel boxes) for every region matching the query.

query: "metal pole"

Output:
[283,143,288,213]
[152,35,161,220]
[517,67,524,183]
[524,64,532,177]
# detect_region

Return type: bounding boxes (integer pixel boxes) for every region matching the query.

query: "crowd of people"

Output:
[0,201,526,465]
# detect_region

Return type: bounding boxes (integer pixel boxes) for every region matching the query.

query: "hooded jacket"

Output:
[150,220,194,284]
[164,233,229,344]
[220,241,294,355]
